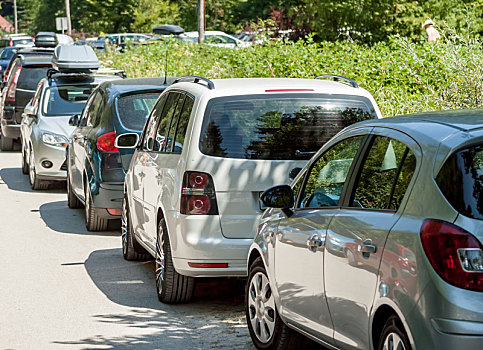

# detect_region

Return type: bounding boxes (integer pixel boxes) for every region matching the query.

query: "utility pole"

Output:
[198,0,205,44]
[65,0,72,35]
[13,0,18,34]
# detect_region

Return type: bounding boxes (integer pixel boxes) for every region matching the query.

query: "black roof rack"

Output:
[173,76,214,90]
[315,74,359,88]
[47,67,127,80]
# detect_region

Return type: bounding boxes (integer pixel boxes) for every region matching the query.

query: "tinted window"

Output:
[436,143,483,220]
[42,85,95,116]
[17,66,50,90]
[13,38,33,46]
[174,96,194,153]
[117,92,160,131]
[143,94,167,151]
[351,136,416,210]
[153,92,180,152]
[164,94,185,152]
[0,48,15,60]
[199,94,376,160]
[300,136,364,208]
[81,92,102,127]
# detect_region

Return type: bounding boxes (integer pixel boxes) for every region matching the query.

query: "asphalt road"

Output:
[0,150,253,350]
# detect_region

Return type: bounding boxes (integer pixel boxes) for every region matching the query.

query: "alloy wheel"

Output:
[155,233,165,293]
[248,271,276,343]
[382,332,406,350]
[29,152,36,185]
[121,199,128,255]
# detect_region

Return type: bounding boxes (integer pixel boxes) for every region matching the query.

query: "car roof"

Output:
[100,76,175,95]
[21,55,52,65]
[47,73,123,87]
[169,77,375,100]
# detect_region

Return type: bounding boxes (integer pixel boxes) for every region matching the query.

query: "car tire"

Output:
[84,184,109,231]
[1,134,13,151]
[21,146,28,174]
[378,315,411,350]
[29,151,47,190]
[67,172,82,208]
[155,218,194,304]
[246,257,295,350]
[122,196,150,261]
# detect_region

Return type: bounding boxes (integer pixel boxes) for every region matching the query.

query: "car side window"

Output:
[90,93,105,127]
[299,136,364,208]
[173,95,194,154]
[153,92,180,152]
[32,81,43,114]
[81,91,102,127]
[351,136,416,210]
[163,94,185,152]
[143,94,168,151]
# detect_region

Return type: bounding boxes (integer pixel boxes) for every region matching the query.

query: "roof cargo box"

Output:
[153,25,185,35]
[35,32,57,48]
[51,45,100,72]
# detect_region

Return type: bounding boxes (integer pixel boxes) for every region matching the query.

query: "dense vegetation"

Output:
[101,28,483,117]
[3,0,483,42]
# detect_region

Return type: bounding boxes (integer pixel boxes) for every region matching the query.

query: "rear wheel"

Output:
[246,257,295,350]
[122,196,150,261]
[66,171,82,208]
[378,315,411,350]
[155,218,194,303]
[1,133,13,151]
[84,183,109,231]
[29,151,47,190]
[21,145,28,174]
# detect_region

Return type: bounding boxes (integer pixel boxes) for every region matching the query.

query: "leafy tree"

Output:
[132,0,180,32]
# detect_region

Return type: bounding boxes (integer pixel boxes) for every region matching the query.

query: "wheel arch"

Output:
[371,303,415,350]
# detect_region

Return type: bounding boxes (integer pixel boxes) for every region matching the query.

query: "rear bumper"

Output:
[166,211,252,277]
[1,122,20,139]
[91,182,124,217]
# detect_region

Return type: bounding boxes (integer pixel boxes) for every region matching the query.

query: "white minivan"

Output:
[117,76,383,303]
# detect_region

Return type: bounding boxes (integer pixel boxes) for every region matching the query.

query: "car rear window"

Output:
[436,143,483,220]
[17,66,50,90]
[0,48,15,60]
[13,38,34,46]
[42,85,95,116]
[117,92,161,131]
[199,93,377,160]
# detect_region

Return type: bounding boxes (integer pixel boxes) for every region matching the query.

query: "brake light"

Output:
[420,219,483,292]
[96,132,119,152]
[180,171,218,215]
[265,89,314,92]
[6,66,22,102]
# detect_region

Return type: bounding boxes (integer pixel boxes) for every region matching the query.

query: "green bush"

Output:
[101,32,483,117]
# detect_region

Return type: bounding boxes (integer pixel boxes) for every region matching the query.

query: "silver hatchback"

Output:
[247,110,483,350]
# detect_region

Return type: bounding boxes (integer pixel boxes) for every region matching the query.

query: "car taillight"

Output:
[96,132,119,152]
[420,219,483,292]
[6,66,21,102]
[180,171,218,215]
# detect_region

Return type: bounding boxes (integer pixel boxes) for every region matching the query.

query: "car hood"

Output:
[38,115,76,139]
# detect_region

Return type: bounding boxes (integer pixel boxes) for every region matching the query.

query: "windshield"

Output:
[42,85,95,116]
[0,48,15,60]
[199,93,377,160]
[436,143,483,220]
[117,92,161,131]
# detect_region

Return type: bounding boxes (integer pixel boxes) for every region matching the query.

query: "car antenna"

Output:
[163,46,168,85]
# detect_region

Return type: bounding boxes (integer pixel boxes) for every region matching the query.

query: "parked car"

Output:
[0,46,17,80]
[66,77,173,231]
[2,47,54,85]
[247,110,483,350]
[0,34,34,48]
[0,55,52,150]
[20,45,123,190]
[116,75,382,303]
[180,31,250,48]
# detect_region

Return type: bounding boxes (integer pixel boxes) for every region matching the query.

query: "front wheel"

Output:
[378,315,411,350]
[21,145,28,174]
[29,151,47,190]
[155,218,194,303]
[246,257,295,350]
[121,196,150,261]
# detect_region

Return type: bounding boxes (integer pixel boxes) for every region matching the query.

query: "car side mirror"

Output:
[24,105,36,117]
[69,114,80,126]
[115,133,139,149]
[260,185,294,217]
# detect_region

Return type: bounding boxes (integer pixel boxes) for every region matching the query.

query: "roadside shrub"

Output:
[101,31,483,117]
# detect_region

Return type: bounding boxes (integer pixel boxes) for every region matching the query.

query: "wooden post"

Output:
[65,0,72,35]
[198,0,205,44]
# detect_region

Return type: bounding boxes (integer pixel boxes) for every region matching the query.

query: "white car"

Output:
[117,75,382,303]
[180,31,250,48]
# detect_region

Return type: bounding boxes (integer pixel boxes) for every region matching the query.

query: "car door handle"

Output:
[307,233,325,252]
[359,240,377,254]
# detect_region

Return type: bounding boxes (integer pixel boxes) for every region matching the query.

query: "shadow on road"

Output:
[0,167,66,193]
[54,247,253,349]
[39,200,120,236]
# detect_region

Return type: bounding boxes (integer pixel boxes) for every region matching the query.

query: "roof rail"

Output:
[173,76,215,90]
[315,74,359,88]
[96,68,127,79]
